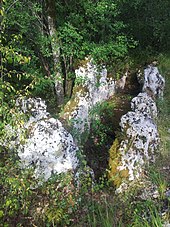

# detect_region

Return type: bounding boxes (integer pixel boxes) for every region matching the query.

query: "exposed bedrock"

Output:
[10,98,78,181]
[137,64,165,98]
[61,60,116,143]
[108,66,165,192]
[131,92,157,118]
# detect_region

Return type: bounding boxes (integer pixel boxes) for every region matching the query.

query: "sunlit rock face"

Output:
[142,65,165,98]
[16,98,78,181]
[109,109,160,190]
[61,60,115,141]
[131,92,157,118]
[109,66,165,192]
[16,97,49,121]
[119,111,159,181]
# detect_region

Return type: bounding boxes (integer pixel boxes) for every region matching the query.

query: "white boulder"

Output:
[119,111,159,181]
[131,92,157,118]
[62,60,115,141]
[16,98,78,181]
[142,65,165,98]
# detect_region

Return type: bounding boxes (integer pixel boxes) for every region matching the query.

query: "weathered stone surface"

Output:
[110,110,160,190]
[115,72,128,91]
[142,65,165,98]
[109,66,164,191]
[16,97,49,121]
[61,60,115,141]
[15,98,78,181]
[119,111,159,181]
[131,92,157,118]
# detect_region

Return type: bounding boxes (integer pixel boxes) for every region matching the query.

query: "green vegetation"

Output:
[0,0,170,226]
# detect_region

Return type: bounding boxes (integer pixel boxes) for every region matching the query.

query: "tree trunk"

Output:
[45,0,64,106]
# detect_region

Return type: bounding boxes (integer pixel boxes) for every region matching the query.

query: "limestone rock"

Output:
[131,92,157,118]
[61,60,115,142]
[119,111,159,181]
[15,98,78,181]
[115,72,128,91]
[143,65,165,98]
[111,108,160,191]
[108,66,165,191]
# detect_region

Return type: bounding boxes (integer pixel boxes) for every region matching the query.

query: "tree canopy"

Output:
[0,0,170,127]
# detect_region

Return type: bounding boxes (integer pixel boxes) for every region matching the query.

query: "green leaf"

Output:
[0,210,4,218]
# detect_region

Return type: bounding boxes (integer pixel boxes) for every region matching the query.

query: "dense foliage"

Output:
[119,0,170,51]
[1,0,170,104]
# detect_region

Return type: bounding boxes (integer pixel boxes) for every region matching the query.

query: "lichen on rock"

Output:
[13,98,79,181]
[61,59,116,143]
[131,92,157,119]
[108,66,165,191]
[142,65,165,98]
[119,112,159,179]
[108,111,159,188]
[108,139,129,187]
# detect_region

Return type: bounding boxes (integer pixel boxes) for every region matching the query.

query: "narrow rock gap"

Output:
[84,72,141,180]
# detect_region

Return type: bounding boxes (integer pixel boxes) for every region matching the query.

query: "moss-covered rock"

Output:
[108,139,129,187]
[6,97,79,181]
[61,60,116,144]
[108,66,164,192]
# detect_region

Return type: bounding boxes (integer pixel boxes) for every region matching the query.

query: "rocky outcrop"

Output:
[61,60,116,143]
[131,92,157,118]
[5,61,164,188]
[119,110,159,176]
[108,66,164,191]
[7,61,116,181]
[15,98,78,181]
[138,64,165,98]
[115,71,128,91]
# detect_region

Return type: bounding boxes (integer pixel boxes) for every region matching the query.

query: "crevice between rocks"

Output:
[84,71,141,180]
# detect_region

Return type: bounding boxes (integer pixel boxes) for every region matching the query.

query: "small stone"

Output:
[163,222,170,227]
[152,190,159,199]
[165,189,170,197]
